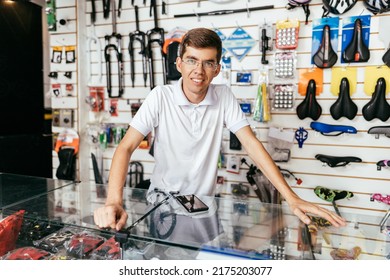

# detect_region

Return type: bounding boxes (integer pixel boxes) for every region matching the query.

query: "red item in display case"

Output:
[91,237,121,260]
[0,210,25,256]
[66,232,105,259]
[2,246,51,260]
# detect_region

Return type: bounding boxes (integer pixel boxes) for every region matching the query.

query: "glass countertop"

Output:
[0,172,75,209]
[2,181,390,260]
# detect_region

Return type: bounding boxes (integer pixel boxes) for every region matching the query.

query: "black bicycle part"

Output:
[362,77,390,121]
[102,0,110,19]
[174,5,275,18]
[313,25,338,68]
[91,0,96,23]
[166,41,181,80]
[315,154,362,167]
[56,147,76,180]
[104,41,124,98]
[383,48,390,67]
[117,0,122,17]
[128,161,145,188]
[149,204,177,239]
[296,79,322,120]
[91,152,103,184]
[342,18,370,63]
[330,77,358,120]
[261,28,270,64]
[147,0,167,89]
[377,160,390,171]
[129,5,147,87]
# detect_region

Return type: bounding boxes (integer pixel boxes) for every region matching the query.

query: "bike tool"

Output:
[115,189,178,259]
[259,21,272,65]
[129,5,147,87]
[104,0,124,98]
[146,0,167,89]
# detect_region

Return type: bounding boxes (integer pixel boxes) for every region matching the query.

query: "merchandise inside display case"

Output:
[1,180,390,260]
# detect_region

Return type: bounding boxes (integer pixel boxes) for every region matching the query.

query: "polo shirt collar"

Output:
[174,78,217,106]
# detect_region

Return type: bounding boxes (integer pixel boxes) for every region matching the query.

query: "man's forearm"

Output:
[237,126,299,203]
[105,144,132,206]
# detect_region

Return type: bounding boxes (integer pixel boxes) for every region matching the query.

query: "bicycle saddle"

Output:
[329,77,358,120]
[368,125,390,138]
[370,193,390,205]
[310,121,357,136]
[376,160,390,171]
[342,18,370,63]
[313,25,338,68]
[314,186,354,202]
[56,147,76,180]
[383,48,390,67]
[362,77,390,121]
[315,154,362,167]
[296,79,322,120]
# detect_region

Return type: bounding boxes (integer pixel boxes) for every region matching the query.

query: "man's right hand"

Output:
[93,204,128,231]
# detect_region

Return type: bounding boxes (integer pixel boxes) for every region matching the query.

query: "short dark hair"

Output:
[179,28,222,62]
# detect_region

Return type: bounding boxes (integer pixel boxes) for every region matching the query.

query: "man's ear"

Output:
[176,57,182,73]
[213,63,221,77]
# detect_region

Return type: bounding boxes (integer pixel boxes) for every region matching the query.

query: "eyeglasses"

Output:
[182,58,218,70]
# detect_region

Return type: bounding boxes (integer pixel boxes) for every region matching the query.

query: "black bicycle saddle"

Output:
[315,154,362,167]
[377,160,390,171]
[383,48,390,67]
[362,77,390,121]
[296,79,322,120]
[330,77,358,120]
[56,147,76,180]
[313,25,338,68]
[342,18,370,63]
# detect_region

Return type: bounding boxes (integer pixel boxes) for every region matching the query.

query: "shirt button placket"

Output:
[193,107,200,135]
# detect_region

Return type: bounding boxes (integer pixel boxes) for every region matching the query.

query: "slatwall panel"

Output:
[49,0,79,177]
[50,1,390,226]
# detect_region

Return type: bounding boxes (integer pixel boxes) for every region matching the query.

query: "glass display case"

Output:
[1,180,389,260]
[0,172,75,210]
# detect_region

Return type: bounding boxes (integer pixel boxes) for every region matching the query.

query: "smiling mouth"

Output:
[191,78,204,84]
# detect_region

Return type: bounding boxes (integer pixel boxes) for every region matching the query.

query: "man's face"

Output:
[176,46,221,101]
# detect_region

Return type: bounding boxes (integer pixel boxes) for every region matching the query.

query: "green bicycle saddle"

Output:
[314,186,353,202]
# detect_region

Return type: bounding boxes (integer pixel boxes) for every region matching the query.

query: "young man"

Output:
[94,28,345,231]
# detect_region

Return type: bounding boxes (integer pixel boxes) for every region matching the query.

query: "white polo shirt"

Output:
[130,78,249,196]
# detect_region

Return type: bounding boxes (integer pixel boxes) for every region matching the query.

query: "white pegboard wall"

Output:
[48,1,390,224]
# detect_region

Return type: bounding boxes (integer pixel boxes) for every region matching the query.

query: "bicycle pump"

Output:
[146,0,167,89]
[129,5,147,87]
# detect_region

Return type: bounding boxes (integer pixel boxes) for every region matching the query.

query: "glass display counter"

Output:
[0,172,75,210]
[1,180,389,260]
